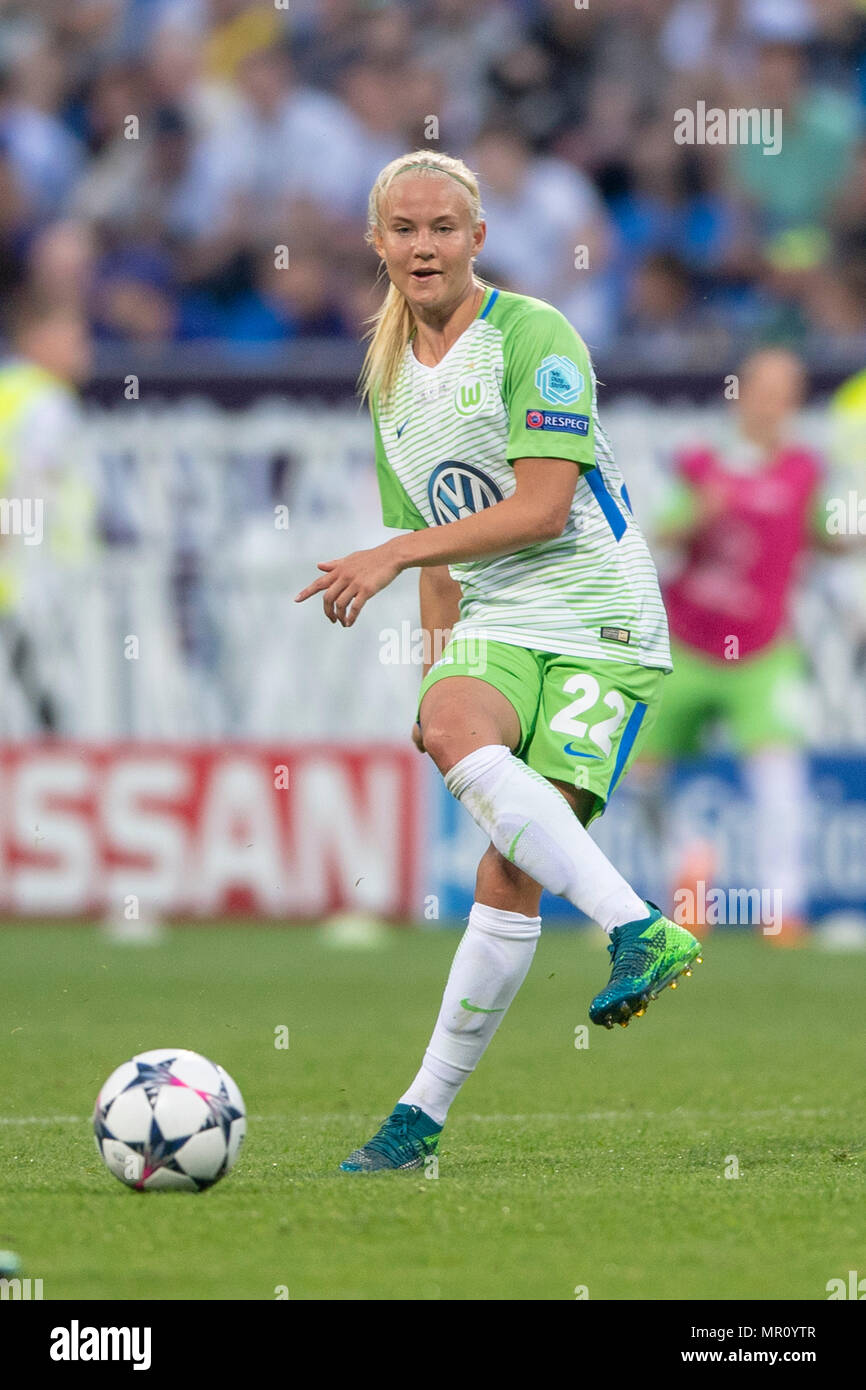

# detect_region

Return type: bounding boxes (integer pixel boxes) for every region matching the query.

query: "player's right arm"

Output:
[652,452,726,545]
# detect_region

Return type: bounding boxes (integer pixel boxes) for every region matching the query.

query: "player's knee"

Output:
[419,721,466,773]
[422,717,514,773]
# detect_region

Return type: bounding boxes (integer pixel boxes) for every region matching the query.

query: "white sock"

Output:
[444,744,647,932]
[399,902,541,1125]
[745,748,808,920]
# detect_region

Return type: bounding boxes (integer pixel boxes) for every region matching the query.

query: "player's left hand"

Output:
[294,544,402,626]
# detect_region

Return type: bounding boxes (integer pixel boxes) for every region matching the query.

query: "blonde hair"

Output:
[357,150,487,407]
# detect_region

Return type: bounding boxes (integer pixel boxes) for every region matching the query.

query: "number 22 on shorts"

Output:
[549,673,626,755]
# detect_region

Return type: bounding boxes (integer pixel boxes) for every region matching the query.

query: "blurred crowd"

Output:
[1,0,865,365]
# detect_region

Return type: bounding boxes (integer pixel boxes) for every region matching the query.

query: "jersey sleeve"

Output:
[501,302,596,472]
[371,394,427,531]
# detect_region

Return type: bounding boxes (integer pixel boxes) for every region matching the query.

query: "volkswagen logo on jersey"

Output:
[428,461,504,524]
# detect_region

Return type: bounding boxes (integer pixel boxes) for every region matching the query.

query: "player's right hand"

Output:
[411,721,426,753]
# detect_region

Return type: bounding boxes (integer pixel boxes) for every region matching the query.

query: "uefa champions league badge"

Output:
[535,355,584,405]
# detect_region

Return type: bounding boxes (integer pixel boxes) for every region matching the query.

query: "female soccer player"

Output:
[296,151,702,1171]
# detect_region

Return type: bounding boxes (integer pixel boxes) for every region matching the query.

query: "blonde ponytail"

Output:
[357,150,486,408]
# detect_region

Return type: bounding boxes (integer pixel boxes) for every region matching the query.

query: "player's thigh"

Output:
[417,637,543,770]
[525,654,667,826]
[419,676,521,768]
[638,639,718,760]
[726,640,810,753]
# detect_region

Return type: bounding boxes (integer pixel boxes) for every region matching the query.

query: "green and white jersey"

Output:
[371,285,672,671]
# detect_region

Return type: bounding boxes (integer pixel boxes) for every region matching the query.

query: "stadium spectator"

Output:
[144,20,247,139]
[801,258,866,346]
[201,0,284,84]
[27,220,98,317]
[220,247,352,348]
[92,245,179,345]
[0,0,861,364]
[485,0,602,146]
[416,0,525,148]
[659,0,745,80]
[562,72,642,201]
[610,120,739,277]
[72,98,240,281]
[0,141,32,297]
[0,45,84,218]
[334,59,415,214]
[216,44,367,229]
[828,137,866,248]
[728,38,861,239]
[471,122,617,349]
[622,251,728,367]
[287,0,368,93]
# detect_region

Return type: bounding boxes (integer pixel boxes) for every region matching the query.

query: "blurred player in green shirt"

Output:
[0,292,94,730]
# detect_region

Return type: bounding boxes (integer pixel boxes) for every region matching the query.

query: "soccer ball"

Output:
[93,1048,246,1192]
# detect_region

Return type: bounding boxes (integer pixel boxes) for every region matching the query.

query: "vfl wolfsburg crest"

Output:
[428,461,504,525]
[535,354,584,406]
[454,374,488,416]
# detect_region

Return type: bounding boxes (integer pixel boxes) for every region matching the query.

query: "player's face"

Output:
[374,176,485,315]
[25,315,93,384]
[738,352,805,437]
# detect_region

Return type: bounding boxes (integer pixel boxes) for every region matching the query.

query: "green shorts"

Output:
[417,636,667,827]
[639,637,809,758]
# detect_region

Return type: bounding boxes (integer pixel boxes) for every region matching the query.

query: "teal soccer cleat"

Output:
[339,1103,442,1172]
[589,903,703,1029]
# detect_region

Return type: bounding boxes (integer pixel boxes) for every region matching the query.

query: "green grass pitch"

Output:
[1,923,863,1300]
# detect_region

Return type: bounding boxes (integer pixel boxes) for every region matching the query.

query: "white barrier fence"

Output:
[3,397,864,745]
